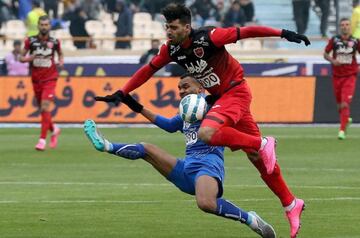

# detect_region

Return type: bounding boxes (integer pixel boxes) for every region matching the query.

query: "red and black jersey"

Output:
[24,35,61,82]
[151,27,245,96]
[121,26,281,95]
[325,35,360,77]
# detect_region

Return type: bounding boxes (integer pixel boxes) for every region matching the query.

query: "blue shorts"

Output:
[166,153,225,197]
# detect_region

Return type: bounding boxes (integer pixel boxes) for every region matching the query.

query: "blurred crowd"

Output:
[0,0,256,49]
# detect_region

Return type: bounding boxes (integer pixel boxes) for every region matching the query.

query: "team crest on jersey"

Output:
[47,42,54,49]
[194,47,204,58]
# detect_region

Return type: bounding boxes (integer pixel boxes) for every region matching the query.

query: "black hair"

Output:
[13,40,21,46]
[38,15,50,23]
[180,73,194,79]
[161,3,191,24]
[32,0,41,8]
[340,17,350,23]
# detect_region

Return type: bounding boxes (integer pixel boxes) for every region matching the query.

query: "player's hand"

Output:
[281,29,311,46]
[331,59,342,66]
[122,94,144,113]
[94,90,124,106]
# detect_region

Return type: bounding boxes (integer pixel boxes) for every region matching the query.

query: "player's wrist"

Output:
[122,94,144,113]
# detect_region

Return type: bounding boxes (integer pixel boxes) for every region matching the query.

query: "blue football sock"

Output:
[108,143,145,160]
[216,198,249,224]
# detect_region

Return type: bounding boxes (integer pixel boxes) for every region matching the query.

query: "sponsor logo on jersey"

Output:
[47,42,54,49]
[336,45,354,54]
[194,47,204,58]
[185,59,207,74]
[169,45,181,56]
[194,36,209,46]
[177,55,186,60]
[33,47,52,56]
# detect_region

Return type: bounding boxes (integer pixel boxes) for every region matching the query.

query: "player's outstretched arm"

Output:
[122,94,182,133]
[240,26,310,46]
[210,26,310,47]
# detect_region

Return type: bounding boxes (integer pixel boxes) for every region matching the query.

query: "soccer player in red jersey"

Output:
[20,15,63,151]
[324,18,359,140]
[95,4,310,237]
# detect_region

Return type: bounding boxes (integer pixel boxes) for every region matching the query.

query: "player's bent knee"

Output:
[196,197,217,213]
[198,127,216,144]
[41,100,52,112]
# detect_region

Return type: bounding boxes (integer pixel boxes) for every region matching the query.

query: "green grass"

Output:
[0,126,359,238]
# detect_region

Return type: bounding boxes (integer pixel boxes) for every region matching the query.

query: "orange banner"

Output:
[0,77,181,123]
[247,77,316,122]
[0,76,315,123]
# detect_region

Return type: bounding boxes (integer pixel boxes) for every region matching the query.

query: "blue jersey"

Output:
[154,114,224,159]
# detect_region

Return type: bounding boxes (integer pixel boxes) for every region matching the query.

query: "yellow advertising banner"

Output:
[0,76,315,123]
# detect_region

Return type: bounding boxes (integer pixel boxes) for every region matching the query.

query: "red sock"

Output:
[251,159,295,207]
[40,111,52,139]
[339,106,350,131]
[209,126,261,152]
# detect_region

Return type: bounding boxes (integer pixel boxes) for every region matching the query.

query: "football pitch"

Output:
[1,126,359,238]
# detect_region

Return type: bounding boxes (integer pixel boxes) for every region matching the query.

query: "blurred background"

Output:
[0,0,359,124]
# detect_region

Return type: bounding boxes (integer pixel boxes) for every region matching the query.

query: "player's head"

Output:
[161,3,192,45]
[178,73,204,98]
[38,15,51,36]
[339,18,351,36]
[13,40,22,53]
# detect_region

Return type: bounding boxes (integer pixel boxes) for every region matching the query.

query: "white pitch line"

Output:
[0,181,359,190]
[6,163,359,173]
[0,197,360,204]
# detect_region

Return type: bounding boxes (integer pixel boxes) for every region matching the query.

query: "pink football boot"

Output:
[258,137,277,174]
[286,198,305,238]
[35,139,46,151]
[50,126,61,149]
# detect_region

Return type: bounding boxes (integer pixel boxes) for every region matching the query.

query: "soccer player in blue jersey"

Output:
[84,74,276,238]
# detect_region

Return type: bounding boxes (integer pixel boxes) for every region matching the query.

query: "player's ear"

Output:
[185,24,191,33]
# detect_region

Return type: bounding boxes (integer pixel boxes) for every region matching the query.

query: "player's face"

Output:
[340,20,351,36]
[165,19,191,45]
[38,19,51,36]
[178,76,203,98]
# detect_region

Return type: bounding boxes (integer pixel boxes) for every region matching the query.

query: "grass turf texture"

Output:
[0,127,359,238]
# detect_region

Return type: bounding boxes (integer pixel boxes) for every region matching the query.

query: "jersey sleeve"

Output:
[239,26,282,39]
[209,27,240,47]
[24,37,30,50]
[154,114,183,133]
[56,39,62,53]
[324,38,334,53]
[149,43,172,69]
[121,43,171,94]
[209,26,282,47]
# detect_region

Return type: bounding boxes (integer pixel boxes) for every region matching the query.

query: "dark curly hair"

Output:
[161,3,191,24]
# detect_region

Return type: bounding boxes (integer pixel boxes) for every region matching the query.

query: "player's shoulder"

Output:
[48,36,60,44]
[349,35,359,43]
[192,26,216,38]
[27,36,38,43]
[332,35,342,42]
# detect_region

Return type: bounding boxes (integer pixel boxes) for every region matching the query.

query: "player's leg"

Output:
[83,119,177,177]
[195,175,276,238]
[199,85,276,174]
[332,77,347,139]
[43,81,60,148]
[198,85,262,152]
[239,115,304,238]
[338,75,356,139]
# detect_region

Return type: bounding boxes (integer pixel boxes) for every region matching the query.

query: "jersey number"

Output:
[197,73,220,88]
